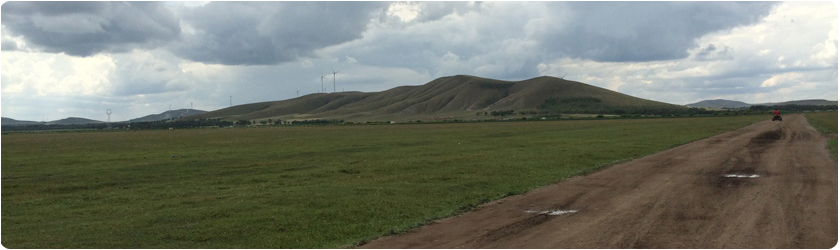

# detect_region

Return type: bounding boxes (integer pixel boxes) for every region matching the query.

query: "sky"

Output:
[1,1,837,122]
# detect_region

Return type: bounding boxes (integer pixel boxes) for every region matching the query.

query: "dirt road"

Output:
[361,114,837,248]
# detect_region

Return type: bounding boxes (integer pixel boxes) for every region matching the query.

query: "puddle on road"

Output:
[525,209,578,215]
[722,174,760,178]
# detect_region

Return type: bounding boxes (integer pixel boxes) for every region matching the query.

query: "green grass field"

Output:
[2,116,765,248]
[805,111,838,160]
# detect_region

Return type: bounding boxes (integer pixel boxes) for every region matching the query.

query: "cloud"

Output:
[1,2,386,65]
[694,44,734,61]
[535,2,778,62]
[398,2,481,23]
[326,1,779,83]
[170,2,386,65]
[1,2,181,56]
[2,1,778,70]
[1,51,115,96]
[326,2,547,80]
[0,48,199,99]
[108,50,193,96]
[534,2,837,105]
[1,37,18,51]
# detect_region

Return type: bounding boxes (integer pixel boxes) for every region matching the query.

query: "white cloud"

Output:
[760,72,804,88]
[387,2,421,22]
[1,51,115,96]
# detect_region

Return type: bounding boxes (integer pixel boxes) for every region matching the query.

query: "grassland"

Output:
[805,111,838,160]
[2,116,765,248]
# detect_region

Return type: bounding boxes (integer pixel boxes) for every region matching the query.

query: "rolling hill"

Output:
[686,99,751,109]
[755,99,838,106]
[47,117,103,125]
[1,117,102,127]
[1,117,44,126]
[3,109,206,127]
[687,99,837,109]
[129,109,207,123]
[187,75,688,122]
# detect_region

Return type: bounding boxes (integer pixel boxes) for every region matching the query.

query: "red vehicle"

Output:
[772,109,782,121]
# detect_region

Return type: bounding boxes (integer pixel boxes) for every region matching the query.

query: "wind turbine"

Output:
[106,109,112,129]
[320,75,327,93]
[331,67,340,93]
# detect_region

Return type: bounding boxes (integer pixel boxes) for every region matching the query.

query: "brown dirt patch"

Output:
[359,114,837,248]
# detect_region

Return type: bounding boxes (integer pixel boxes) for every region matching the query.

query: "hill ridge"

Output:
[129,109,207,123]
[687,99,837,108]
[187,75,684,122]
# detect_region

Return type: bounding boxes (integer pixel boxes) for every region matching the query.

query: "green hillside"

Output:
[188,75,689,122]
[759,99,838,106]
[1,117,43,126]
[686,99,752,109]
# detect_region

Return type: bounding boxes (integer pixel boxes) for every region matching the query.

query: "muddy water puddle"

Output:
[723,174,760,178]
[525,209,578,215]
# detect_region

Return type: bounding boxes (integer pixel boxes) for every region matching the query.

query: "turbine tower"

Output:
[106,109,112,129]
[331,67,340,93]
[320,75,327,93]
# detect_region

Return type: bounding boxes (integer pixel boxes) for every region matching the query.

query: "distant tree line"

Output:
[132,119,237,129]
[1,123,109,132]
[749,104,838,112]
[490,110,516,116]
[2,117,359,132]
[290,119,344,125]
[537,97,710,115]
[1,118,241,132]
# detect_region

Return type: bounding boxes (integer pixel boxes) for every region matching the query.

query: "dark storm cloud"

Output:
[334,1,780,82]
[694,44,733,61]
[1,1,180,56]
[540,1,778,62]
[1,37,18,51]
[171,2,387,65]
